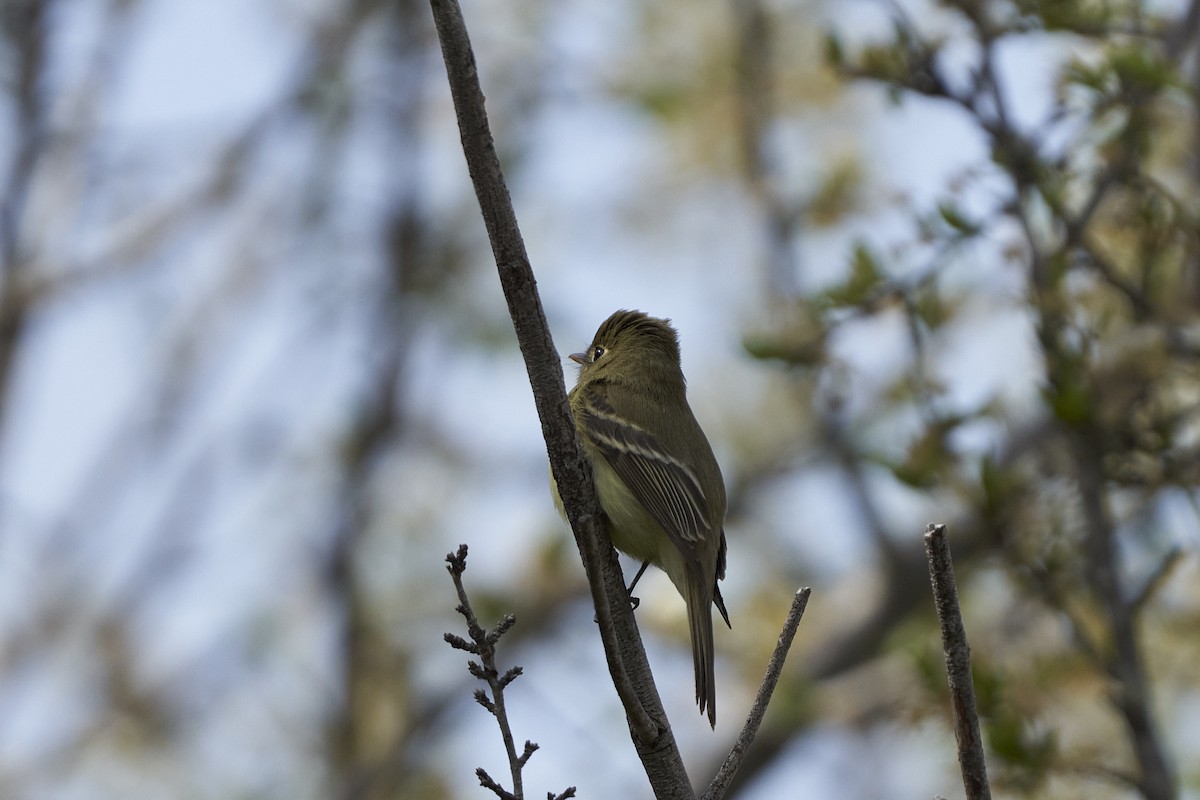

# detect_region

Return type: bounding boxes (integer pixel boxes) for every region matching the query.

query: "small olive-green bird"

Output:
[554,309,729,727]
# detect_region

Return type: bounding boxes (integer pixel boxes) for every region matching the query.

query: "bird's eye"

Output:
[592,345,605,361]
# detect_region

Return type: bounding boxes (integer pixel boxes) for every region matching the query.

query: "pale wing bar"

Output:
[580,392,711,553]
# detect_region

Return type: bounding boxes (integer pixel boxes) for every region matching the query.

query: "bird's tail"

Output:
[686,565,717,728]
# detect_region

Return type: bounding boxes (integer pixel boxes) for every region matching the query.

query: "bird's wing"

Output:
[577,388,711,564]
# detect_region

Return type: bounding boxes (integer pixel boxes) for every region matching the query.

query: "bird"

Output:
[554,309,729,726]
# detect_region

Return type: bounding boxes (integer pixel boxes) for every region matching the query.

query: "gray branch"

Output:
[702,588,810,800]
[924,523,991,800]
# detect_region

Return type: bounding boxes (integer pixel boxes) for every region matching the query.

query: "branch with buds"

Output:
[444,545,577,800]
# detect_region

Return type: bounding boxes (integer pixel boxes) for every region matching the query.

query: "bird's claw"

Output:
[591,593,641,624]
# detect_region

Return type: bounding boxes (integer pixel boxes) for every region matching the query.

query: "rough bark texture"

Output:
[925,524,991,800]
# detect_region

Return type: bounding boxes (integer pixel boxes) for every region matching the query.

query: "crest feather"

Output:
[592,309,680,364]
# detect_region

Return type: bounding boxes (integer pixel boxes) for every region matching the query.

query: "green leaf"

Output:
[743,304,827,365]
[821,242,885,308]
[808,158,863,227]
[912,287,953,329]
[823,32,844,68]
[937,202,980,236]
[742,334,826,366]
[1110,45,1173,94]
[889,416,963,488]
[1043,377,1092,425]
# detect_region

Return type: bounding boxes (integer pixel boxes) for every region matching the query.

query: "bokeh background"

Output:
[1,0,1198,798]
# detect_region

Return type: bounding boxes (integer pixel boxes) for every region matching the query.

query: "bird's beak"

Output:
[569,352,587,365]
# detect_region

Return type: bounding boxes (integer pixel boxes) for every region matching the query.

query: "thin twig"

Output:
[702,587,811,800]
[444,546,529,799]
[924,523,992,800]
[445,546,579,800]
[1130,547,1184,615]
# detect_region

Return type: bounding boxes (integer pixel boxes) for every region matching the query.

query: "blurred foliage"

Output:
[807,157,865,227]
[820,242,887,309]
[781,1,1199,796]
